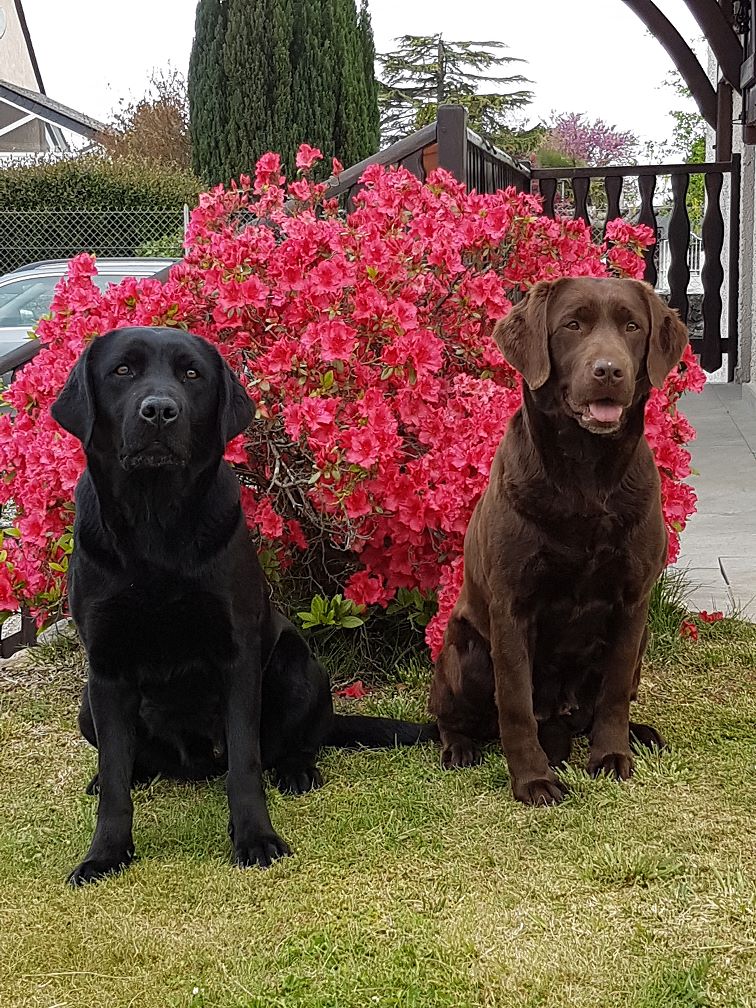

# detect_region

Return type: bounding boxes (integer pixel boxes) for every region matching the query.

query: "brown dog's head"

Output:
[492,277,689,435]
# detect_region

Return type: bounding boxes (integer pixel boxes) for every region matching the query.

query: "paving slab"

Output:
[674,384,756,619]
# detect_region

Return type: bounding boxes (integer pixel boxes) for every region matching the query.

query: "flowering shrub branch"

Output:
[0,149,704,656]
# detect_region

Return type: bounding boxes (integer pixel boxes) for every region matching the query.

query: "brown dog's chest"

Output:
[508,519,648,725]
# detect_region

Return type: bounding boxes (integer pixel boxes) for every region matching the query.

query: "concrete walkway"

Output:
[672,383,756,619]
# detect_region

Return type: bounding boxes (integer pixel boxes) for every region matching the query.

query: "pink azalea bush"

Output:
[0,149,704,657]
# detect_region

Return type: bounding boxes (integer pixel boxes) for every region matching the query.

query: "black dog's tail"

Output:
[325,714,439,749]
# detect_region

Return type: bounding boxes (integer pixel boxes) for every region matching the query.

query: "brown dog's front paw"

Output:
[588,752,633,780]
[512,775,566,806]
[441,741,483,770]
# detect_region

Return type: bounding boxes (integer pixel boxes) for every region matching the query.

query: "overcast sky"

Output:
[21,0,704,148]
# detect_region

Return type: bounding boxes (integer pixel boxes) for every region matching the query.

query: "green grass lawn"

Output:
[2,606,756,1008]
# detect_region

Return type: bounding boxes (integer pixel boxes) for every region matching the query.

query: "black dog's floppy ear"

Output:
[492,279,561,390]
[50,340,98,447]
[642,283,690,388]
[219,357,254,444]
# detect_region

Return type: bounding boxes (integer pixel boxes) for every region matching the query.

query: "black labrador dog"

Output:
[52,326,435,885]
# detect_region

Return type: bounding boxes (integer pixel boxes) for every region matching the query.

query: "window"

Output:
[0,273,136,329]
[0,276,59,328]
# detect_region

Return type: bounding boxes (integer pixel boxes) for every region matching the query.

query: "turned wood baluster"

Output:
[539,177,557,218]
[603,176,623,238]
[667,172,691,324]
[637,174,658,288]
[572,176,591,226]
[700,171,725,373]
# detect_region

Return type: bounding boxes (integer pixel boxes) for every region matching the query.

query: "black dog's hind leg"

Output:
[261,620,331,796]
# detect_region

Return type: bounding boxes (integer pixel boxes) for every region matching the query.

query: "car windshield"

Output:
[0,273,142,328]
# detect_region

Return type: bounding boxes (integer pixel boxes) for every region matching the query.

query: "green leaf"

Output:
[338,615,364,629]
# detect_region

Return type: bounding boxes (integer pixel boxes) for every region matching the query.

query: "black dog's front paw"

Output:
[233,833,292,869]
[67,847,135,887]
[273,764,323,796]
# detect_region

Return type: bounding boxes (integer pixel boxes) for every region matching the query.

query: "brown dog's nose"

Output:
[591,359,624,385]
[139,395,180,426]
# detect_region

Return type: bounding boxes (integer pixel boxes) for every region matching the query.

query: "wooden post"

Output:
[436,105,467,185]
[716,79,734,159]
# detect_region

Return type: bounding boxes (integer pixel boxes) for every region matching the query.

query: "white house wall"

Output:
[706,50,755,387]
[0,2,41,92]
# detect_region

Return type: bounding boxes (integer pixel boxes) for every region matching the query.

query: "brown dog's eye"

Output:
[565,321,580,331]
[626,322,639,332]
[114,365,131,377]
[185,368,199,380]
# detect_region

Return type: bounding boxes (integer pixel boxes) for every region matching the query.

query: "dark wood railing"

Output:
[0,607,37,658]
[324,105,530,209]
[531,159,741,378]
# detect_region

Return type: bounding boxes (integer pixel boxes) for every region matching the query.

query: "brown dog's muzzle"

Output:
[563,336,636,434]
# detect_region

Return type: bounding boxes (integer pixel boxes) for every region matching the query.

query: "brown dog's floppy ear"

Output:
[50,340,98,447]
[643,283,690,388]
[219,357,254,445]
[492,280,557,389]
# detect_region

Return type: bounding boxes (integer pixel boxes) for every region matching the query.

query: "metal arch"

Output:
[681,0,743,89]
[619,0,718,127]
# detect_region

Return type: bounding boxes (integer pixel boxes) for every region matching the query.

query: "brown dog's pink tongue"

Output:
[588,401,623,423]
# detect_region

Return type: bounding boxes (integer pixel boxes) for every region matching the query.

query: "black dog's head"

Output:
[51,327,253,471]
[493,278,688,436]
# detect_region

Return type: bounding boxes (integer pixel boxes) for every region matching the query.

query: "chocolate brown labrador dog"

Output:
[429,277,689,805]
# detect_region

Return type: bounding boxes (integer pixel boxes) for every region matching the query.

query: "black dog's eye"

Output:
[565,320,580,331]
[185,368,199,381]
[114,364,132,377]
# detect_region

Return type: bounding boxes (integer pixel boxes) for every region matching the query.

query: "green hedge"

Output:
[0,155,201,210]
[0,156,202,272]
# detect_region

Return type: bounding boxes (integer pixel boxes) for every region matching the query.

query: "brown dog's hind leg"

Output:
[430,616,497,770]
[538,718,573,768]
[629,721,666,751]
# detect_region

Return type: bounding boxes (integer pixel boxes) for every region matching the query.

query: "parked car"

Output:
[0,257,177,383]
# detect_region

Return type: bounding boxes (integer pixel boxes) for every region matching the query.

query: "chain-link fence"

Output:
[0,208,187,273]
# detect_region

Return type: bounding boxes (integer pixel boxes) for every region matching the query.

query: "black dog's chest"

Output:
[83,582,237,676]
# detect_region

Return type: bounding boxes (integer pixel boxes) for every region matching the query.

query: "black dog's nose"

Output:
[592,359,624,384]
[139,395,180,426]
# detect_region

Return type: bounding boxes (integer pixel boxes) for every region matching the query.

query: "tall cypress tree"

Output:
[189,0,380,184]
[332,0,369,168]
[188,0,229,183]
[358,0,380,156]
[291,0,337,159]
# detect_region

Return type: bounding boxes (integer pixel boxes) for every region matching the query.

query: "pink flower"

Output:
[345,571,388,606]
[698,610,724,623]
[680,620,699,641]
[223,435,248,465]
[333,680,367,699]
[296,144,323,171]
